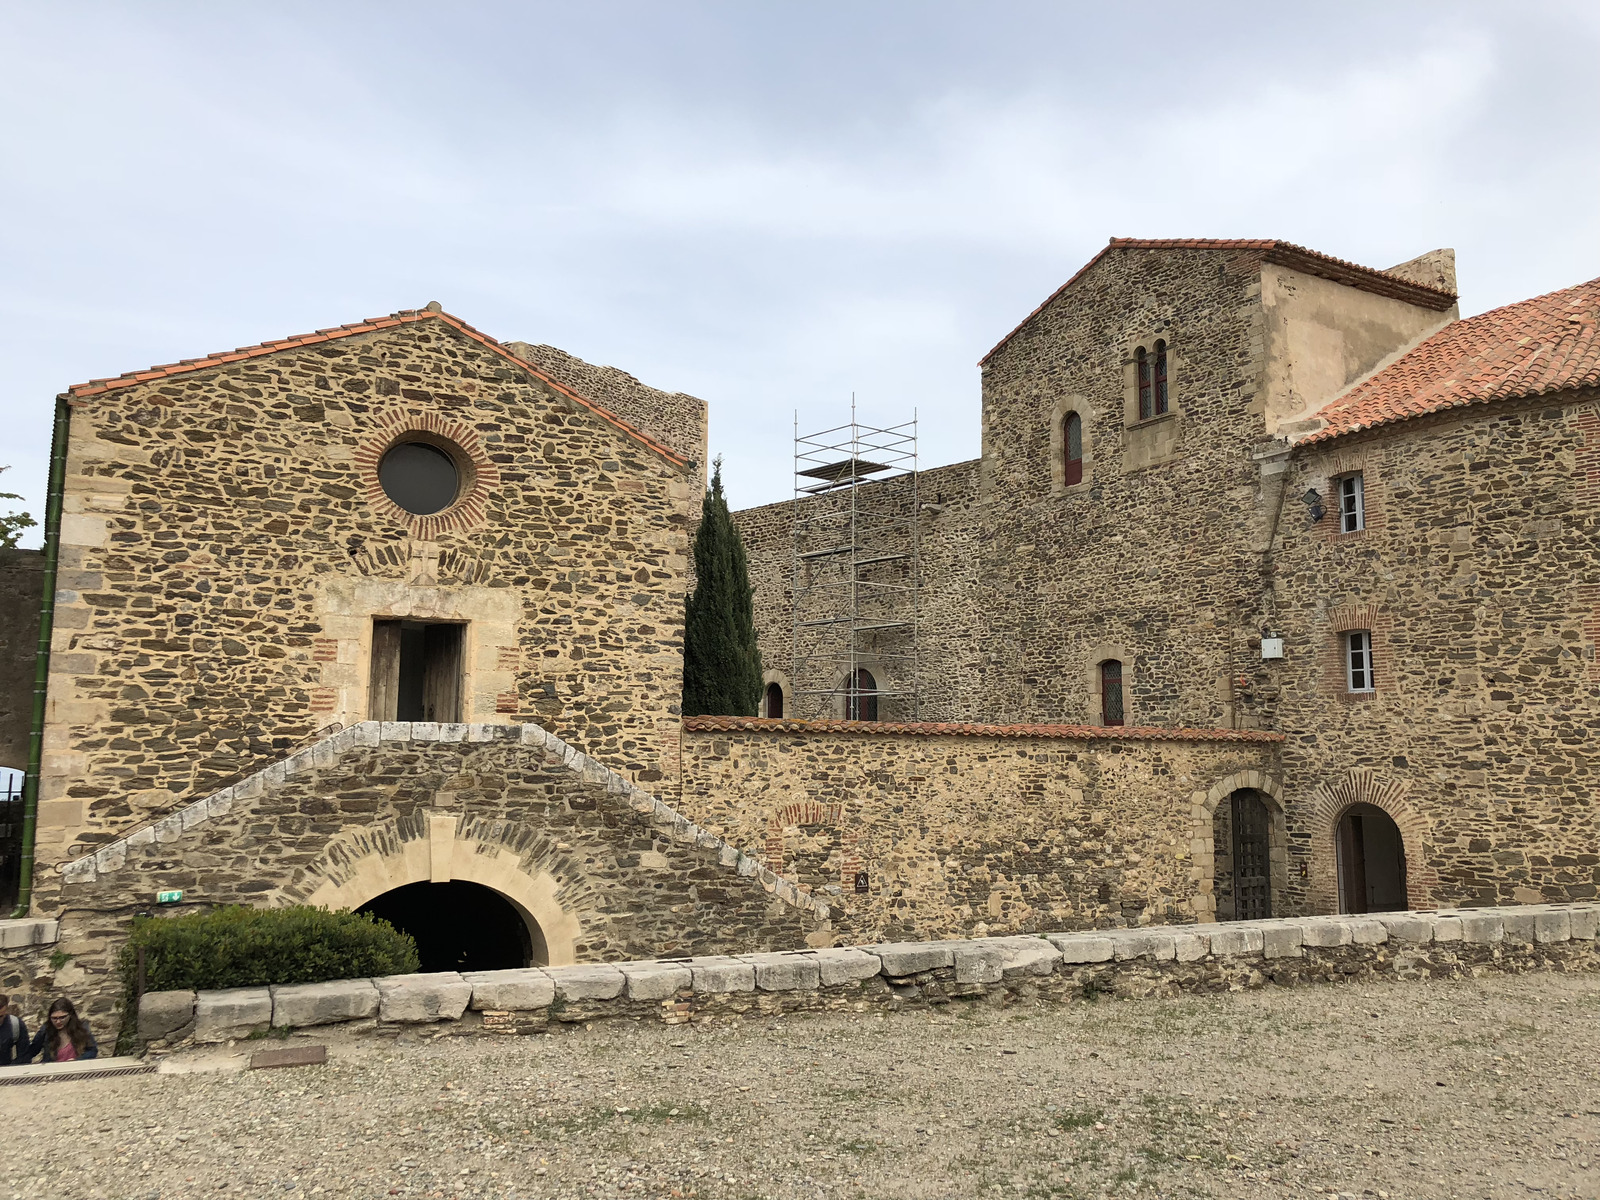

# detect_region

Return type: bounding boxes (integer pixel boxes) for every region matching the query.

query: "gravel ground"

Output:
[3,971,1598,1200]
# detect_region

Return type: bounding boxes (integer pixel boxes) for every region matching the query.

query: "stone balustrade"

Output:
[137,902,1600,1048]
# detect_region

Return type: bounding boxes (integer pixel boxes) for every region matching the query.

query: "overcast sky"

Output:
[3,2,1597,543]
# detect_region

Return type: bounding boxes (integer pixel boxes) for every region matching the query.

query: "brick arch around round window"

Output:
[1305,768,1436,913]
[764,800,860,893]
[1187,769,1287,923]
[354,408,501,539]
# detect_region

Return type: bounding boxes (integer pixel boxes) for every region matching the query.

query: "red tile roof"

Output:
[979,237,1457,365]
[61,307,690,469]
[1302,276,1600,444]
[683,715,1284,743]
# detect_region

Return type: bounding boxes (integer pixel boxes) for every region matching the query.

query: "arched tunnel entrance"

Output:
[358,880,549,973]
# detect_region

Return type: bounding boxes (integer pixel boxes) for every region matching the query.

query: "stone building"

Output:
[0,306,826,1028]
[727,239,1599,928]
[1,237,1594,1037]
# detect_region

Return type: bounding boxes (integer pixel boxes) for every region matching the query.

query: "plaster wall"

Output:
[1259,263,1457,435]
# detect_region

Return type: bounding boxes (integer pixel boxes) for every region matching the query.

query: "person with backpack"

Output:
[0,995,27,1066]
[26,997,97,1064]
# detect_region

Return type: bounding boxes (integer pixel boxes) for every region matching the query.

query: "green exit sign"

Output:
[155,890,183,905]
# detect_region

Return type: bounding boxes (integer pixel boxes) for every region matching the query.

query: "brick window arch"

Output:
[1064,412,1084,486]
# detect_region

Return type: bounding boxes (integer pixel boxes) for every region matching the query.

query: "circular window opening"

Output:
[379,441,460,515]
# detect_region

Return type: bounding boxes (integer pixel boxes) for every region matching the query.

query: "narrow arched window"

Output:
[1099,660,1125,726]
[1063,412,1083,486]
[845,668,878,722]
[1152,340,1169,415]
[1135,347,1152,420]
[764,681,784,718]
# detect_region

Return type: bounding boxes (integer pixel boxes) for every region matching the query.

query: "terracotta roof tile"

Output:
[1302,276,1600,444]
[61,308,689,469]
[682,715,1284,743]
[979,237,1457,365]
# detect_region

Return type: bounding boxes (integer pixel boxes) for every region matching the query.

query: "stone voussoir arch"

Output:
[1306,767,1435,914]
[1188,769,1288,924]
[285,809,583,967]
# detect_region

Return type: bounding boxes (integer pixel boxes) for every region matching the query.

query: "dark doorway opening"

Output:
[844,668,878,721]
[764,682,784,718]
[1230,790,1272,921]
[369,620,464,722]
[1337,803,1408,913]
[358,880,545,973]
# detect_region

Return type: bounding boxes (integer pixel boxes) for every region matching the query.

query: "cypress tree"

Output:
[682,459,763,716]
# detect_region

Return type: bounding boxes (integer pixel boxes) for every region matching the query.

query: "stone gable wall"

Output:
[502,340,709,521]
[1273,391,1600,911]
[40,319,693,876]
[0,549,44,772]
[678,723,1282,942]
[971,245,1281,730]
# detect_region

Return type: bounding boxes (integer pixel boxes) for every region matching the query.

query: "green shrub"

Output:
[120,905,419,993]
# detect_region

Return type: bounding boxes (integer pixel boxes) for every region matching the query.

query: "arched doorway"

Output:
[1214,789,1273,921]
[358,880,548,973]
[1336,803,1408,913]
[843,668,878,721]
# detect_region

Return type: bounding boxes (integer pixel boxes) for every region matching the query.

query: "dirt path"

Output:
[3,970,1597,1199]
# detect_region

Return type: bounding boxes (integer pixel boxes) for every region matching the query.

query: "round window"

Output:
[379,441,460,515]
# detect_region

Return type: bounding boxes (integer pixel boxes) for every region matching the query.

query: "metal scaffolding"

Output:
[791,402,919,721]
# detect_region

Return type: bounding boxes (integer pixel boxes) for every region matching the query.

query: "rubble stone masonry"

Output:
[1274,390,1600,911]
[731,243,1600,915]
[39,317,695,877]
[46,721,824,1034]
[679,719,1282,942]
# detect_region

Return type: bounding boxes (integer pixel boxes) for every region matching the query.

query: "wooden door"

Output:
[1231,790,1272,921]
[369,619,402,721]
[422,623,464,723]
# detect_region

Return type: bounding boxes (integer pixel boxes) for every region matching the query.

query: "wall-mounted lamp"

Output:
[1301,488,1325,524]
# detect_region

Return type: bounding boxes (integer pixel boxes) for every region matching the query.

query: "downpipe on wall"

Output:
[12,396,71,917]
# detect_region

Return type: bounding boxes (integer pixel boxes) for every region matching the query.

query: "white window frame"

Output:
[1338,473,1365,533]
[1345,630,1375,693]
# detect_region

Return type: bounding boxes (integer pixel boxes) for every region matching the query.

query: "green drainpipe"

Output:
[12,396,71,917]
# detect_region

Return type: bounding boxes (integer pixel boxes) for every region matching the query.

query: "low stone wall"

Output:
[137,903,1600,1049]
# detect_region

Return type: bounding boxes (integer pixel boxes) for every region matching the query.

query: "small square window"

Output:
[1338,473,1365,533]
[1345,630,1375,693]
